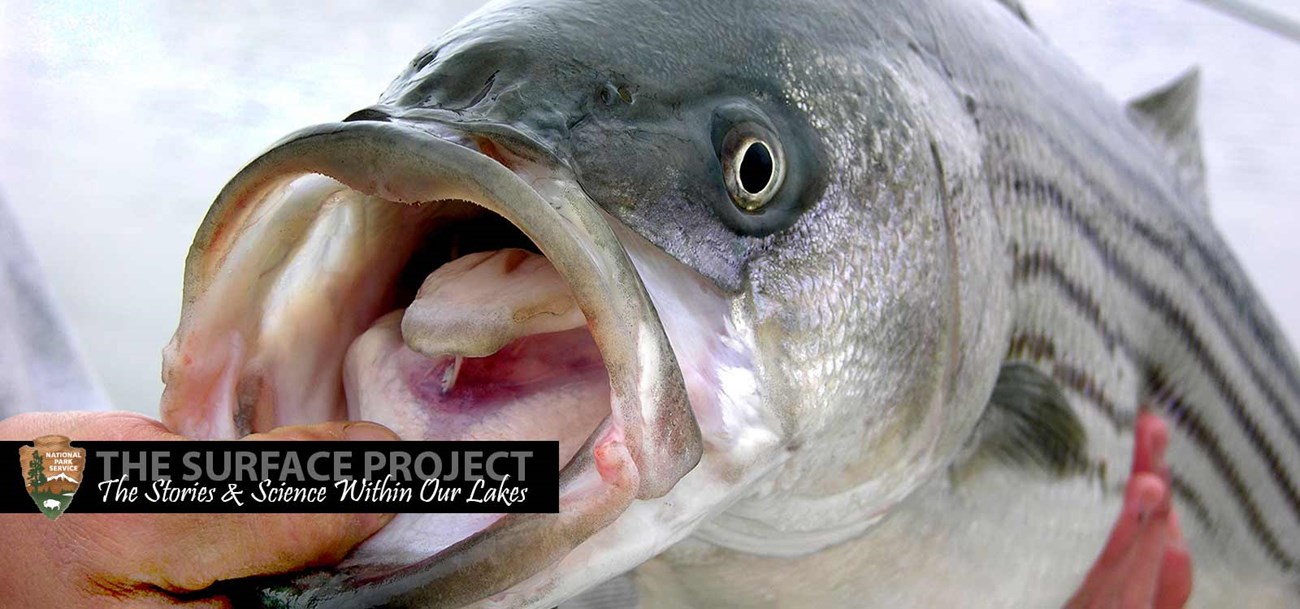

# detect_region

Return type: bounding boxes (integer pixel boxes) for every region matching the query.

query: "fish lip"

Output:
[179,118,702,495]
[166,119,703,604]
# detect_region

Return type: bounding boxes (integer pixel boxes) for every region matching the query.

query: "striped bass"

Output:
[159,0,1300,606]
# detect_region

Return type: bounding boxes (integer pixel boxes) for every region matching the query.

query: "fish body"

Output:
[159,0,1300,606]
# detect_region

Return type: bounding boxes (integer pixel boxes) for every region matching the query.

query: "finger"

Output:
[1096,471,1166,571]
[1066,470,1167,608]
[1155,512,1193,609]
[1115,474,1171,608]
[242,420,397,442]
[107,510,389,593]
[1133,413,1194,608]
[7,414,403,593]
[97,421,400,592]
[1132,412,1169,477]
[0,410,178,441]
[102,590,233,609]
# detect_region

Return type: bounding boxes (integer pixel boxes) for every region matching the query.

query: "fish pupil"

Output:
[739,142,774,194]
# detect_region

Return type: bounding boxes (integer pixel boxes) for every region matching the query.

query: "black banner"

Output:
[3,440,558,514]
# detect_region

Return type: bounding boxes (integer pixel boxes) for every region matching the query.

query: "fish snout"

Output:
[162,117,706,606]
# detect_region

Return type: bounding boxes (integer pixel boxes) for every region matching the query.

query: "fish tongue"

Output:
[400,248,586,359]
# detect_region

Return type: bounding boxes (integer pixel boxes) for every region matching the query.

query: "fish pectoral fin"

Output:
[1127,68,1208,212]
[950,363,1089,484]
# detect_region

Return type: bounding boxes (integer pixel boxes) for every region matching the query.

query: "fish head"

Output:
[160,0,1010,606]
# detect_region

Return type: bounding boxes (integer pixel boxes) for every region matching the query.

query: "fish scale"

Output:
[946,0,1300,589]
[163,0,1300,605]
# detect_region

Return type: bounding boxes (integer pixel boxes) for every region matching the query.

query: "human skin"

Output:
[0,411,397,608]
[1068,412,1194,609]
[0,410,1189,608]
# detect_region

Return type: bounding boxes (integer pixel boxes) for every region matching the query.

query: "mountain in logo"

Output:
[42,474,79,495]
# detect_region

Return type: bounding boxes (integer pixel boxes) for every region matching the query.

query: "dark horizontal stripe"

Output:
[985,114,1300,406]
[1005,332,1124,427]
[981,106,1178,230]
[1147,365,1298,571]
[1182,236,1300,412]
[1012,247,1120,353]
[1012,239,1300,454]
[1003,165,1300,422]
[1004,176,1300,528]
[1007,330,1296,570]
[1006,334,1215,535]
[1170,472,1216,537]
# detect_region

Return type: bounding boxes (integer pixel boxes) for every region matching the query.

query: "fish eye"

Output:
[738,141,774,194]
[709,102,820,237]
[721,124,785,212]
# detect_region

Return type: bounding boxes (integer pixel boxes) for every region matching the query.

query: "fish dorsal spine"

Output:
[1127,68,1209,211]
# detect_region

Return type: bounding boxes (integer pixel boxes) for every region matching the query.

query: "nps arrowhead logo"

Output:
[18,435,85,520]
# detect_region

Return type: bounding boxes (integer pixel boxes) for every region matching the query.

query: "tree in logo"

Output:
[19,435,83,520]
[27,449,47,493]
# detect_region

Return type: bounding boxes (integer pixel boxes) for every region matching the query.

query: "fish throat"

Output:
[160,121,705,607]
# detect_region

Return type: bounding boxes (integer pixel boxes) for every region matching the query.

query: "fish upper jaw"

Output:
[164,118,700,492]
[158,117,784,607]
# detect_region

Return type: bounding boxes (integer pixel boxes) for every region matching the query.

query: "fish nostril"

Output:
[343,107,393,123]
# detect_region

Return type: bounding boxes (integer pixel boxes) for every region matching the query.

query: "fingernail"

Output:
[343,421,399,441]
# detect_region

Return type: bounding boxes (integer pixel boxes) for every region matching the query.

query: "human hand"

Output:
[0,410,398,608]
[1067,412,1193,609]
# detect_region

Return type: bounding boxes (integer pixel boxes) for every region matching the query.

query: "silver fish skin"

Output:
[160,0,1300,607]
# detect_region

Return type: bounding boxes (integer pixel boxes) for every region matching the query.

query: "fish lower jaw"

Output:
[161,193,623,501]
[158,195,641,606]
[160,118,716,606]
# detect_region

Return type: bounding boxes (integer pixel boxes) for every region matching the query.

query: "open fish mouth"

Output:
[160,117,705,607]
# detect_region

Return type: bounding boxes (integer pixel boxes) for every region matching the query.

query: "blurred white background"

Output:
[0,0,1296,415]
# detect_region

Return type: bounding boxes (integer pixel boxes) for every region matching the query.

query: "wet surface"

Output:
[0,0,1296,412]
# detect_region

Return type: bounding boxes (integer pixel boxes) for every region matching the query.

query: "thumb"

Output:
[241,420,399,442]
[126,420,402,592]
[3,414,405,594]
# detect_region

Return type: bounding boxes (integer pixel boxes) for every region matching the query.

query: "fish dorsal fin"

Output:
[1127,69,1208,210]
[993,0,1034,28]
[951,363,1088,483]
